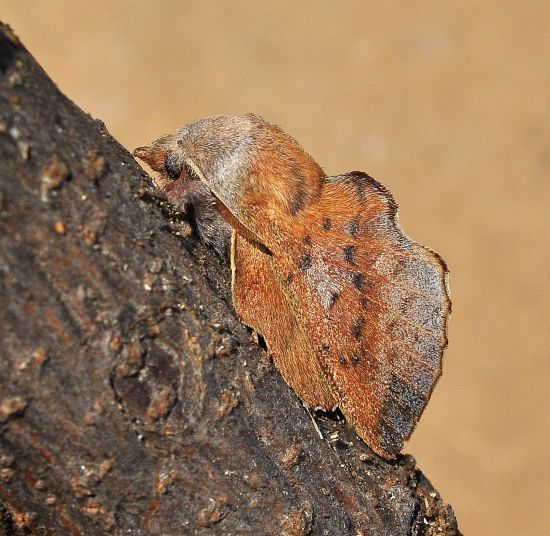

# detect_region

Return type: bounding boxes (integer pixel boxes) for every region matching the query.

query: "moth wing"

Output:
[231,231,337,411]
[274,172,450,458]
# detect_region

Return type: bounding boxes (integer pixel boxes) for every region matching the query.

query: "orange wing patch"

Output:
[231,231,338,412]
[266,172,450,458]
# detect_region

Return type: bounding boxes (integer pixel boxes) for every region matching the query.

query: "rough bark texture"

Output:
[0,23,460,536]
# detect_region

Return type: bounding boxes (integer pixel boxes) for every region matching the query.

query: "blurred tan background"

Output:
[3,1,549,534]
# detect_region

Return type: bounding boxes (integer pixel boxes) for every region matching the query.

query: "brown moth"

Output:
[134,114,451,459]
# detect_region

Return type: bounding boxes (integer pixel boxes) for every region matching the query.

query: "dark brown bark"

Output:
[0,22,460,535]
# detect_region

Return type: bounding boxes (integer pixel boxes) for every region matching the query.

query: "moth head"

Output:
[135,114,325,243]
[134,134,184,181]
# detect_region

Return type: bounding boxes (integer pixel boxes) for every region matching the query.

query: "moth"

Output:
[134,114,451,459]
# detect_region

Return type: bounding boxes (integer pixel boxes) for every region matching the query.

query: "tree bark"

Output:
[0,22,460,535]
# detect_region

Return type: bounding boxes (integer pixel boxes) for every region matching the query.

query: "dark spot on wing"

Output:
[285,272,294,285]
[360,298,369,310]
[347,217,360,237]
[298,253,312,272]
[351,354,361,365]
[321,344,330,354]
[303,235,312,246]
[328,290,340,309]
[352,317,364,341]
[343,245,355,264]
[289,184,307,214]
[349,172,370,200]
[339,355,349,366]
[322,218,332,230]
[352,273,365,290]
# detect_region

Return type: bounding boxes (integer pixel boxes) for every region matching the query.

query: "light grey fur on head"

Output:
[167,114,265,216]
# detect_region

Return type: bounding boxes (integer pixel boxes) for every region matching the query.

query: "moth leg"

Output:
[231,231,337,411]
[137,186,168,202]
[166,179,231,257]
